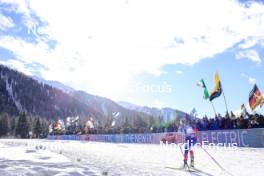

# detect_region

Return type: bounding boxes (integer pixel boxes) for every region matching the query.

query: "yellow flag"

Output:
[209,72,222,101]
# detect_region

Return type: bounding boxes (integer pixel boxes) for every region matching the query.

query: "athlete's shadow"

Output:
[191,168,214,176]
[165,167,214,176]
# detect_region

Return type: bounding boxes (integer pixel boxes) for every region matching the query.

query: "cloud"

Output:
[1,0,264,100]
[0,13,14,30]
[236,49,261,64]
[248,77,257,84]
[150,70,168,77]
[0,0,39,31]
[239,38,259,49]
[176,70,183,75]
[240,73,257,85]
[0,59,33,76]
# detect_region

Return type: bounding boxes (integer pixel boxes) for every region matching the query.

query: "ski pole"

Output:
[201,147,234,176]
[179,143,191,169]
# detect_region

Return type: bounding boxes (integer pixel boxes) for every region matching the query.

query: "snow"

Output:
[0,139,264,176]
[5,77,23,112]
[0,140,99,176]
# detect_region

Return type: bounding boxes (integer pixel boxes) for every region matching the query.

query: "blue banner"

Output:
[48,128,264,148]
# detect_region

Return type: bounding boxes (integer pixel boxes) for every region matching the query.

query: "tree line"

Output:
[0,113,49,138]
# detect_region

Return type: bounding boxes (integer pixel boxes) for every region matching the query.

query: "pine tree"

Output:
[123,118,130,133]
[34,118,41,138]
[0,113,10,137]
[41,121,49,138]
[16,113,29,138]
[10,117,16,136]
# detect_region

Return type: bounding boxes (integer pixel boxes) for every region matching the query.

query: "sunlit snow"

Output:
[0,139,263,176]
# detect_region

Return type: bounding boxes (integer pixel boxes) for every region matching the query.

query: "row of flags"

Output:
[49,111,121,134]
[197,72,264,113]
[49,116,80,133]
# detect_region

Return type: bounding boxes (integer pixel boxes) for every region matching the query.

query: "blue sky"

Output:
[0,0,264,117]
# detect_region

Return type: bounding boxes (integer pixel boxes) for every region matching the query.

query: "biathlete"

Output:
[183,122,198,168]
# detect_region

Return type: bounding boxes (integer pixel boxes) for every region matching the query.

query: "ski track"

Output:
[0,139,264,176]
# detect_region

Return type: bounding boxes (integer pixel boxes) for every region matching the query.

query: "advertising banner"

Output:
[48,128,264,148]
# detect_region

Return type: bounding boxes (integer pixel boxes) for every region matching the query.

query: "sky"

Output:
[0,0,264,117]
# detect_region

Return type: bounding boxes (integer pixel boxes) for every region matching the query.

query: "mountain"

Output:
[0,65,101,120]
[118,101,188,122]
[32,76,75,93]
[70,91,158,128]
[0,65,157,130]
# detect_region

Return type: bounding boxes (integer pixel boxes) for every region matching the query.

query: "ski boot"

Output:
[183,160,188,168]
[190,158,194,168]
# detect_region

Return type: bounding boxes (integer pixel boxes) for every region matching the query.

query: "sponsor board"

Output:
[48,128,264,147]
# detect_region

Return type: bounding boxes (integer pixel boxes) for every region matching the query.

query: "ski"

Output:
[165,166,197,173]
[188,167,214,176]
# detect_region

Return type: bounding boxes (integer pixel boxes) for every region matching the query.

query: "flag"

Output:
[241,104,245,110]
[48,124,53,133]
[59,119,65,130]
[86,120,94,129]
[249,84,264,111]
[197,79,210,100]
[241,103,248,117]
[209,72,222,101]
[54,120,62,131]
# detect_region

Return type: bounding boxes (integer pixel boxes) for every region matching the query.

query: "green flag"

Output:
[197,79,210,100]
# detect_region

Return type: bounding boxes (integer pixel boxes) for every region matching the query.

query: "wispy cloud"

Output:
[239,38,259,49]
[236,50,261,64]
[176,70,183,75]
[0,13,14,30]
[0,59,33,76]
[240,73,257,85]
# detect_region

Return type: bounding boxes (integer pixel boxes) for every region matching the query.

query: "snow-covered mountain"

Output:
[118,101,188,122]
[0,65,157,129]
[0,65,99,118]
[33,76,75,93]
[32,75,188,123]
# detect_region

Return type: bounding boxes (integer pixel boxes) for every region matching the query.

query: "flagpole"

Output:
[210,101,217,117]
[222,86,229,114]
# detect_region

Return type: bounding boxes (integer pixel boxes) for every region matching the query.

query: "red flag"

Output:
[249,84,264,111]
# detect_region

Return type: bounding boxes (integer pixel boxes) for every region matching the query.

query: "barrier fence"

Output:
[48,128,264,148]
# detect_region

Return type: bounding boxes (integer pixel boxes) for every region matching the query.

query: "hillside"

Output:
[118,101,188,122]
[0,65,158,131]
[0,65,101,120]
[71,91,158,129]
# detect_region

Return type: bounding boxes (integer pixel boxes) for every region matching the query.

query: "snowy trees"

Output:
[0,113,10,137]
[0,64,95,120]
[34,118,42,138]
[16,113,29,138]
[0,65,161,135]
[0,112,49,139]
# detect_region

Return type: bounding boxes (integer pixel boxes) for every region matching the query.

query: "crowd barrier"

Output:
[48,128,264,148]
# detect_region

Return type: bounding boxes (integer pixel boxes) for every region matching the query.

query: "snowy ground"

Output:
[0,140,99,176]
[0,139,264,176]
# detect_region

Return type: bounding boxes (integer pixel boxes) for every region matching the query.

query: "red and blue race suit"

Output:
[184,125,198,165]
